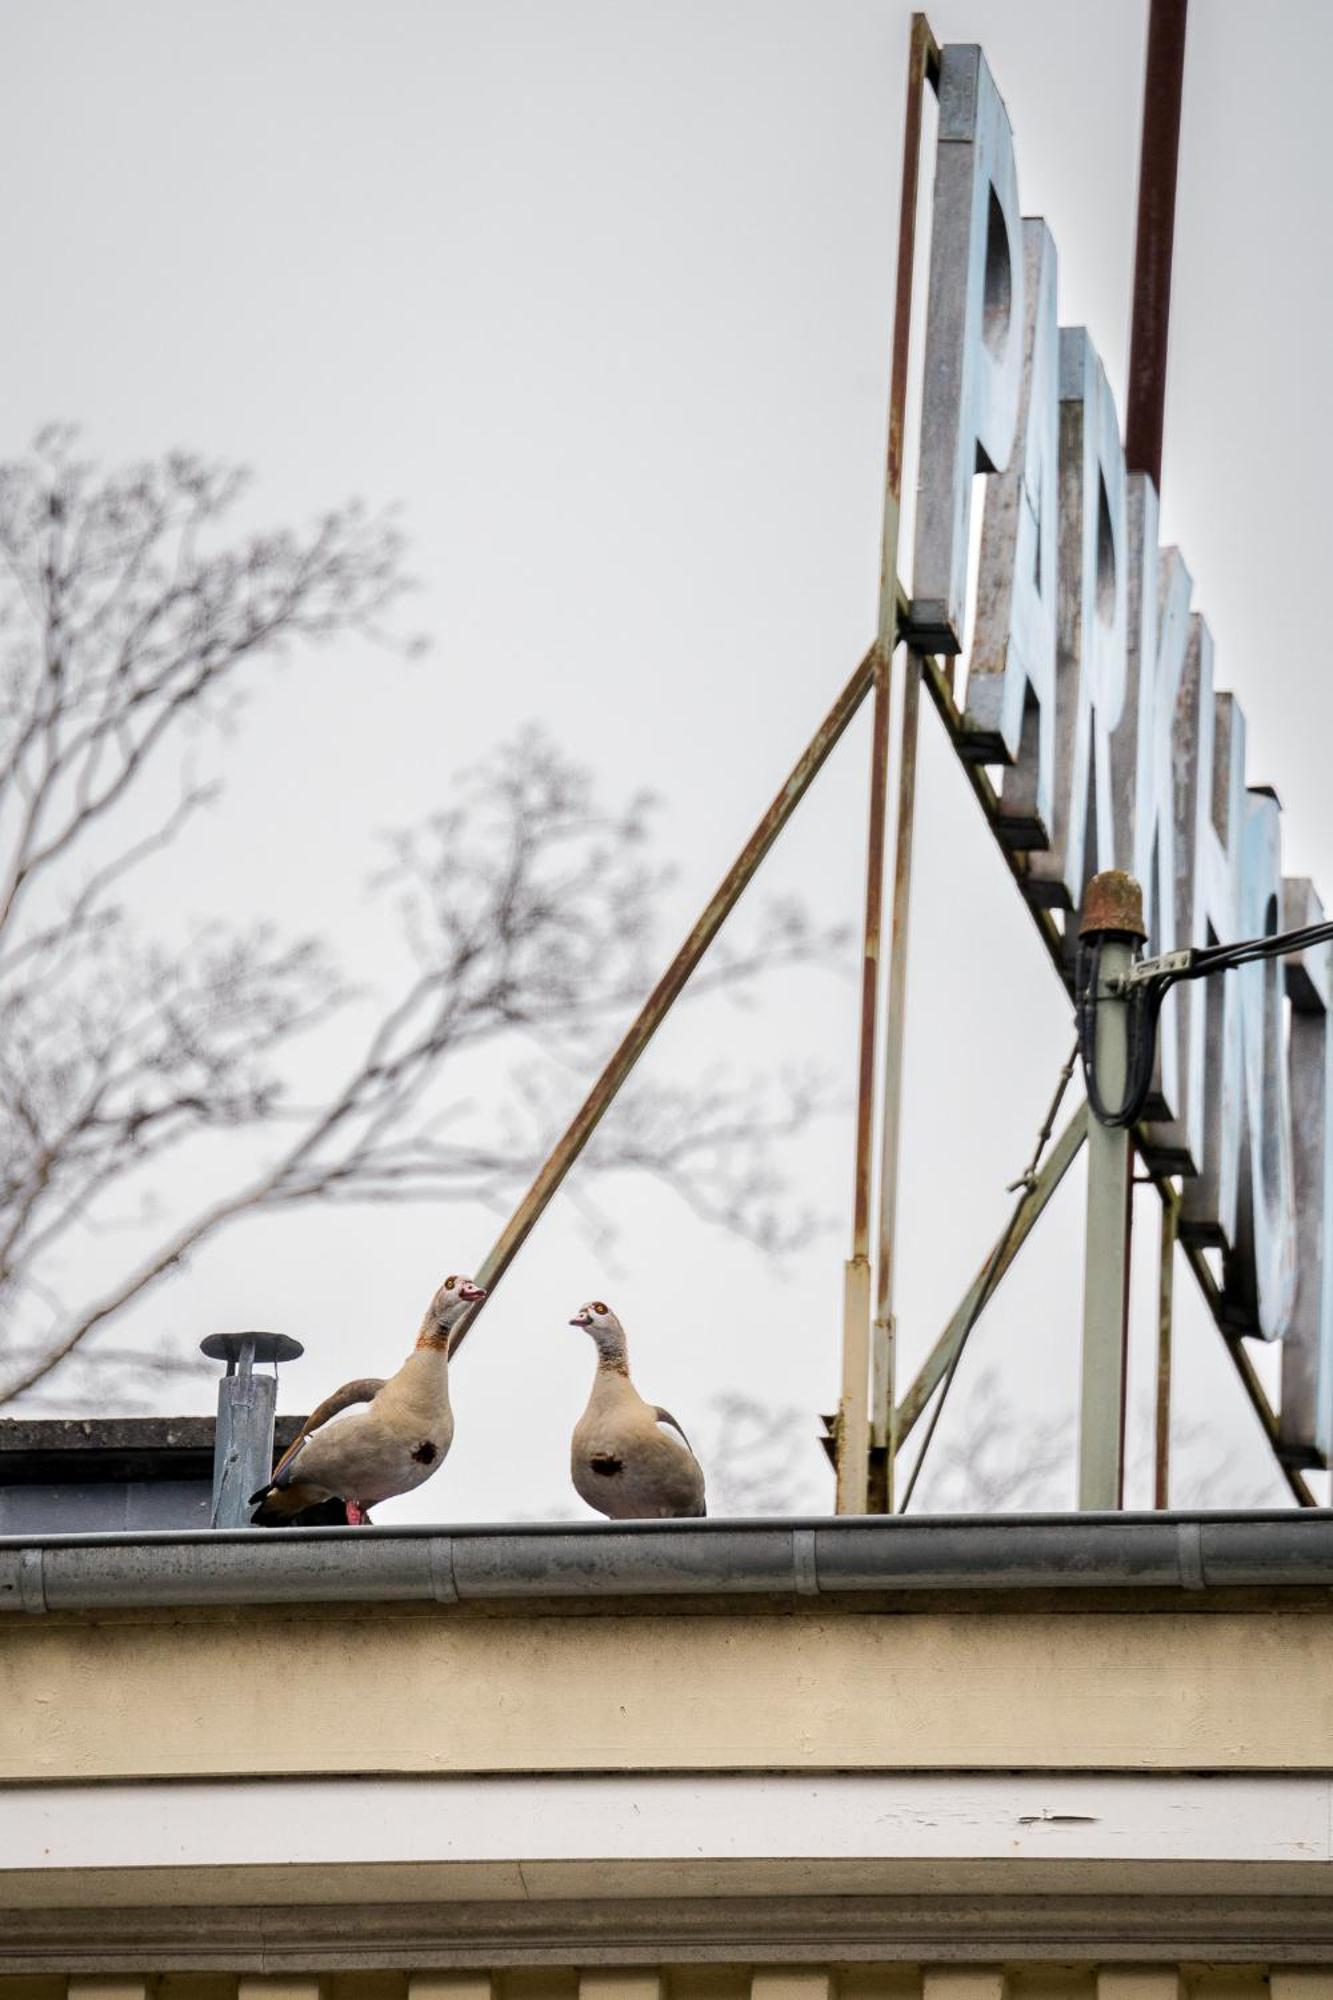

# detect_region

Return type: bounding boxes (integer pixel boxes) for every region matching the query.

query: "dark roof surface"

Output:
[0,1415,305,1485]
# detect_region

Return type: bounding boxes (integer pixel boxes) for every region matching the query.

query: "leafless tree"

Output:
[1152,1418,1286,1510]
[698,1391,825,1515]
[906,1366,1074,1513]
[905,1365,1289,1513]
[0,431,844,1406]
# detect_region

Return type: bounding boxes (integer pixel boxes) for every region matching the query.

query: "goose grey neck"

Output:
[593,1328,629,1375]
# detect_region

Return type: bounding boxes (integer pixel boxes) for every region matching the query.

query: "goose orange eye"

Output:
[592,1300,608,1316]
[445,1275,457,1289]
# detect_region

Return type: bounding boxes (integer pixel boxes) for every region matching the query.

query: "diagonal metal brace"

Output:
[894,1103,1088,1445]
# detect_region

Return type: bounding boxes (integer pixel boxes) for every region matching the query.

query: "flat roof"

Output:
[0,1415,306,1485]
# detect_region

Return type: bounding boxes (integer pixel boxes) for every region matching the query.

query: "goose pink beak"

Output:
[570,1311,592,1327]
[461,1283,487,1303]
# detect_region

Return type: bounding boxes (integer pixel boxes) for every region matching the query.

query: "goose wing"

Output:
[653,1405,696,1453]
[265,1375,386,1489]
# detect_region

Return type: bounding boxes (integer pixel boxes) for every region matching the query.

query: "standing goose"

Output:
[250,1273,485,1525]
[568,1299,706,1519]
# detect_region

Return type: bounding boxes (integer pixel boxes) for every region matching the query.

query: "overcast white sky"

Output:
[1,0,1328,1519]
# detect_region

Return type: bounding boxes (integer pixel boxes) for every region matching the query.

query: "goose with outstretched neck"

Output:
[567,1298,706,1520]
[250,1272,485,1525]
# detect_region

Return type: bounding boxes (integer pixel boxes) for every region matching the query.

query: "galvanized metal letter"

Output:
[1280,880,1333,1458]
[1177,643,1245,1246]
[1020,329,1128,915]
[1116,478,1192,1147]
[961,218,1059,850]
[911,43,1025,653]
[1215,790,1297,1339]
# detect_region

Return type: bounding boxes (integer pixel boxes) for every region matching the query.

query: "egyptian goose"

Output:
[250,1273,485,1526]
[568,1300,706,1519]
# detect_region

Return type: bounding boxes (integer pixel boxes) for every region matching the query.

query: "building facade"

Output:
[2,1512,1331,1985]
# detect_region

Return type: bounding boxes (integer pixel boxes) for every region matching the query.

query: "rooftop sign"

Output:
[911,43,1331,1460]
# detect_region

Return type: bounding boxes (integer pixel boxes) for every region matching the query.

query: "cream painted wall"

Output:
[2,1603,1332,1782]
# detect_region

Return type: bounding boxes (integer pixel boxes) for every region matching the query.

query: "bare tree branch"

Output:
[0,433,847,1407]
[698,1391,825,1515]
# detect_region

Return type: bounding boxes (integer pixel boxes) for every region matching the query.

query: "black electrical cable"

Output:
[1191,918,1333,977]
[1074,933,1166,1129]
[1076,913,1333,1130]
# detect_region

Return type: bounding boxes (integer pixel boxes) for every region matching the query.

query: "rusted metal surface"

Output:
[1079,868,1148,941]
[450,645,878,1359]
[839,648,886,1515]
[895,1103,1088,1444]
[878,12,941,652]
[1125,0,1189,490]
[849,660,891,1264]
[1155,1182,1178,1508]
[850,7,938,1263]
[870,647,922,1494]
[835,1257,873,1514]
[872,1310,897,1514]
[840,12,938,1515]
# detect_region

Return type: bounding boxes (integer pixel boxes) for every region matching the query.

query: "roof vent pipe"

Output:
[200,1332,303,1528]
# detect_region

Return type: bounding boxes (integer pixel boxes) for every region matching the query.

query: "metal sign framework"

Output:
[447,9,1312,1514]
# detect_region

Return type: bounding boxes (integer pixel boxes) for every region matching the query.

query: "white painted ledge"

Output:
[2,1772,1330,1874]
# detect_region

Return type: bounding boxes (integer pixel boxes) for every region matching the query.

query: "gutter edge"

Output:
[2,1512,1332,1615]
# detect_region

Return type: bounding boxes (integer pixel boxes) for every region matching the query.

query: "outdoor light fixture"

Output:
[1076,874,1333,1132]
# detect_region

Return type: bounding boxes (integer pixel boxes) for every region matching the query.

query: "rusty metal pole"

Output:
[869,652,921,1512]
[1125,0,1189,489]
[1126,0,1187,1508]
[450,646,877,1360]
[839,639,886,1513]
[1077,871,1146,1510]
[838,12,937,1516]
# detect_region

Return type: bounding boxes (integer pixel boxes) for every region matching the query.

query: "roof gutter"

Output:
[1,1511,1331,1614]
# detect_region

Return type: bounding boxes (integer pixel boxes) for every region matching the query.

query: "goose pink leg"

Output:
[345,1499,369,1526]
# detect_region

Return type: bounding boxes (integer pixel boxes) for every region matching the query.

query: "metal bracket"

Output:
[1118,947,1196,989]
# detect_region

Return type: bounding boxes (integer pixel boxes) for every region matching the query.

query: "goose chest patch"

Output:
[589,1452,623,1477]
[411,1440,438,1466]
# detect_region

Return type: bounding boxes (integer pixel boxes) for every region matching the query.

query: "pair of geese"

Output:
[250,1274,706,1525]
